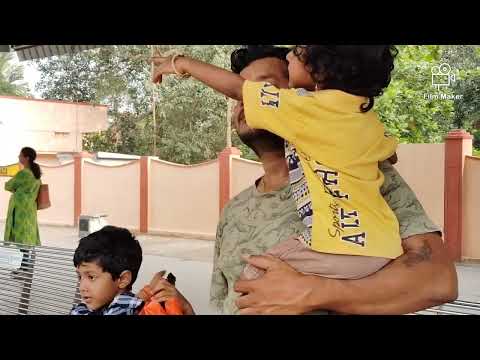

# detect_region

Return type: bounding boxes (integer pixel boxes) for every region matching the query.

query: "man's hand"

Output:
[234,255,318,314]
[234,233,458,315]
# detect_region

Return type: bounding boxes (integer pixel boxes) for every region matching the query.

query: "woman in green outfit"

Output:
[4,147,42,275]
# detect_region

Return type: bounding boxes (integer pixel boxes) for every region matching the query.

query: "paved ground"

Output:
[30,224,216,263]
[0,222,479,314]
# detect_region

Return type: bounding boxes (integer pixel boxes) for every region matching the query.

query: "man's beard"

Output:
[237,128,285,157]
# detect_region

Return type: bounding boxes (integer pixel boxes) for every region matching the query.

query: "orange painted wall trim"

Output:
[219,147,241,214]
[139,156,149,233]
[73,154,83,226]
[444,129,473,261]
[73,152,94,226]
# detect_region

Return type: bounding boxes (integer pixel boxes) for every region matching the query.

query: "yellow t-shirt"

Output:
[242,81,403,259]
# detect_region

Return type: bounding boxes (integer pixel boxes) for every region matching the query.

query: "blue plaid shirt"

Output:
[70,292,144,315]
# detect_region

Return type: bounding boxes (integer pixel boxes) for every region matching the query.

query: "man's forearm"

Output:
[177,57,244,100]
[304,233,458,314]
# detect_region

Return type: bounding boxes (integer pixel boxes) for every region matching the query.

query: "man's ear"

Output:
[118,270,133,290]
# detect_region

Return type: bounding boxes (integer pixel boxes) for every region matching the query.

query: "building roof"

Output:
[0,45,102,61]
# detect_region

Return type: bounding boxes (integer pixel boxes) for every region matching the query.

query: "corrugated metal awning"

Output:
[0,45,103,61]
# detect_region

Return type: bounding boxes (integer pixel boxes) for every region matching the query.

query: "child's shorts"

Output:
[241,236,391,281]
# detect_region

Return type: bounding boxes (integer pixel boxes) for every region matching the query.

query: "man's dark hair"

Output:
[231,45,290,74]
[73,226,142,290]
[292,45,398,112]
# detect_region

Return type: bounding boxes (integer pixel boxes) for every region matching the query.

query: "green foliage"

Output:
[35,45,238,164]
[34,45,480,163]
[376,45,479,148]
[147,45,238,163]
[0,53,30,96]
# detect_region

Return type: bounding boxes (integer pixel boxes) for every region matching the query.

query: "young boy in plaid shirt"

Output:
[70,226,192,315]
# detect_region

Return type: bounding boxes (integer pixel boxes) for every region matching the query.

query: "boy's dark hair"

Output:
[73,226,142,290]
[292,45,398,112]
[231,45,290,74]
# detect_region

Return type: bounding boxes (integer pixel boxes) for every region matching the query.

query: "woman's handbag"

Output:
[37,184,51,210]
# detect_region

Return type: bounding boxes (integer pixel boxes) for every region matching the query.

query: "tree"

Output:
[375,45,480,148]
[34,45,480,162]
[35,45,153,156]
[442,46,480,131]
[0,53,30,96]
[34,45,245,164]
[146,45,239,163]
[375,45,456,144]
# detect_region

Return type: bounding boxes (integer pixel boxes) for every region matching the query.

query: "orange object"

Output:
[137,272,183,315]
[138,300,167,315]
[138,298,184,316]
[164,298,183,315]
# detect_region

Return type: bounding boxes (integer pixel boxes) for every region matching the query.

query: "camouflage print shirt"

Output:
[210,161,441,315]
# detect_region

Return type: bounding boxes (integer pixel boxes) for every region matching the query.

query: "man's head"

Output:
[230,46,290,156]
[73,226,142,311]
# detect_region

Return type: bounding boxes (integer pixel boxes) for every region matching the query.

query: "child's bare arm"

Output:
[152,55,244,101]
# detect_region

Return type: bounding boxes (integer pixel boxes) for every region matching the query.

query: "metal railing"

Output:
[0,241,81,315]
[415,300,480,315]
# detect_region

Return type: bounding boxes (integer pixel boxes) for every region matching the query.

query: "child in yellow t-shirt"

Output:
[152,45,403,281]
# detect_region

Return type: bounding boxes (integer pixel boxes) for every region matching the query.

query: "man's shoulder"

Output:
[221,182,294,218]
[221,185,256,216]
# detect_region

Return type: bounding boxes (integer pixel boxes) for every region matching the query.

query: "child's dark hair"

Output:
[21,147,41,179]
[73,226,142,290]
[231,45,290,74]
[292,45,398,112]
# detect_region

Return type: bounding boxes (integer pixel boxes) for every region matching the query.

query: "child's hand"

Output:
[151,54,185,84]
[137,271,166,301]
[150,277,195,315]
[149,270,167,288]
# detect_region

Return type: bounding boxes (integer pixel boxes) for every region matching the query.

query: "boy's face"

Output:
[76,262,125,311]
[286,48,316,90]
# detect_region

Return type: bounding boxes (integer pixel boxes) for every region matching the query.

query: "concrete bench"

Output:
[0,241,80,315]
